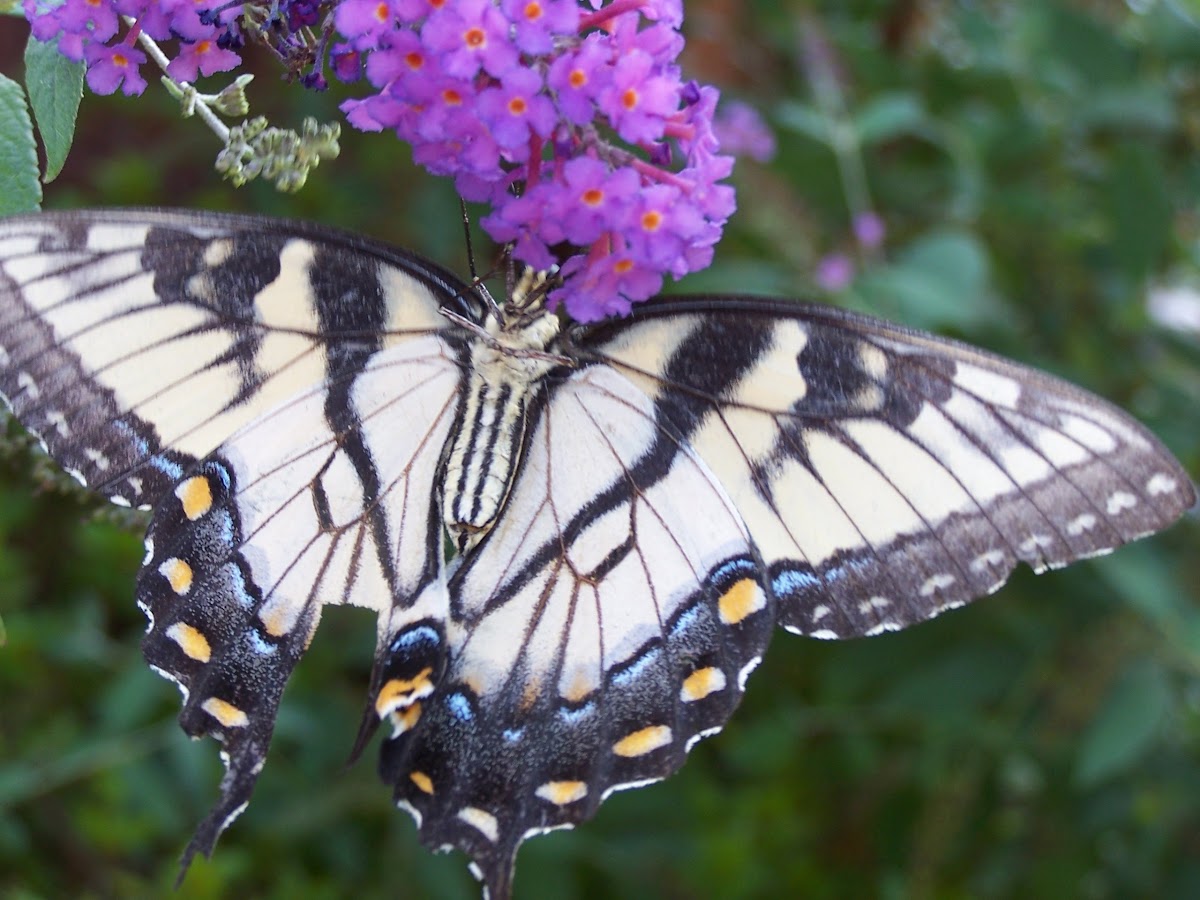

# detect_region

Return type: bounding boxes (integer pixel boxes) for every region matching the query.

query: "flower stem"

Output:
[124,16,231,142]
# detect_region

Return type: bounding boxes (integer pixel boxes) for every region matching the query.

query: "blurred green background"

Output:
[1,1,1199,897]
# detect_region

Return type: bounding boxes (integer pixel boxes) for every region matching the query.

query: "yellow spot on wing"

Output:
[561,671,593,703]
[536,780,588,805]
[259,604,292,637]
[176,476,213,520]
[409,771,434,795]
[680,666,726,702]
[202,697,248,728]
[375,667,435,716]
[388,701,423,734]
[613,725,672,757]
[159,557,193,595]
[166,622,211,662]
[718,578,765,625]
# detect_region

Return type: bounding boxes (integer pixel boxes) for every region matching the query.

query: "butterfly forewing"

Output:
[0,210,470,505]
[576,300,1195,640]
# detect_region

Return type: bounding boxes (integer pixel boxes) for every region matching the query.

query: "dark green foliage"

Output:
[1,2,1198,897]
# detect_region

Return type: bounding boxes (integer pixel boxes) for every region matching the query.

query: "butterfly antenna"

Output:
[460,198,478,284]
[458,199,503,317]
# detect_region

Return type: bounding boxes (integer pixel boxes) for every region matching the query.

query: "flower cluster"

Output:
[24,0,241,93]
[24,0,758,321]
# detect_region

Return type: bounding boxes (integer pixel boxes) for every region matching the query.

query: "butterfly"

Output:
[0,208,1193,899]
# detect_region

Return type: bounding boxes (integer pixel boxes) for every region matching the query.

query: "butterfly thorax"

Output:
[441,294,562,553]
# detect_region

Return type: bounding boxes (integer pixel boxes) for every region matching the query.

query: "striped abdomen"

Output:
[442,374,531,552]
[441,306,561,553]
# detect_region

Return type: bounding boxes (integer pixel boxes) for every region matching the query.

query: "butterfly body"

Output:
[441,278,565,553]
[0,209,1193,900]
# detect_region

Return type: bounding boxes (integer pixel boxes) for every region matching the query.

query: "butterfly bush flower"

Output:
[23,0,763,321]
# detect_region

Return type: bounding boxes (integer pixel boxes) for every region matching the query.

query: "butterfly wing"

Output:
[575,298,1195,639]
[0,209,473,505]
[0,209,474,865]
[378,362,775,898]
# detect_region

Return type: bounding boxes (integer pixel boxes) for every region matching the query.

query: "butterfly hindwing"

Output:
[577,300,1195,639]
[378,362,774,897]
[137,334,467,862]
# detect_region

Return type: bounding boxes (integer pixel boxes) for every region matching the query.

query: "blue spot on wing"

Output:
[670,602,702,637]
[772,567,820,598]
[557,701,595,725]
[446,692,473,722]
[712,557,757,585]
[391,625,440,654]
[611,646,660,688]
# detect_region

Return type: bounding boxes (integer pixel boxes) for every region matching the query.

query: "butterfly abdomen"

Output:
[441,308,561,553]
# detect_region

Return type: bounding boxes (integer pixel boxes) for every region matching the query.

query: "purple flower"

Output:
[477,68,556,151]
[550,158,640,245]
[421,0,519,80]
[284,0,321,30]
[816,254,855,292]
[167,37,241,81]
[553,241,663,321]
[341,92,413,132]
[481,186,561,269]
[599,50,681,144]
[624,183,706,275]
[364,29,428,87]
[853,211,886,249]
[83,41,147,96]
[331,45,362,83]
[335,0,400,50]
[52,0,120,42]
[501,0,580,54]
[546,33,611,126]
[713,100,776,163]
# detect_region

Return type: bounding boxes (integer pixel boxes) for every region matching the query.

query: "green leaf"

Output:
[1107,143,1171,283]
[853,93,926,145]
[1074,659,1172,787]
[1076,85,1177,134]
[0,0,24,15]
[0,72,41,214]
[24,38,85,183]
[774,101,831,144]
[856,228,1002,331]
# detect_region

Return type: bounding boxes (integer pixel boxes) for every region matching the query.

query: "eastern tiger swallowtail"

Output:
[0,209,1193,899]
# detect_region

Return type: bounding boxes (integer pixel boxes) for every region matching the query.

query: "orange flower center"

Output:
[465,27,486,49]
[621,88,639,110]
[568,69,587,89]
[405,52,424,70]
[442,89,463,105]
[581,188,604,207]
[641,211,663,232]
[195,40,211,54]
[508,97,528,115]
[523,1,543,20]
[112,52,128,67]
[374,2,388,22]
[613,259,634,274]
